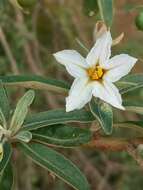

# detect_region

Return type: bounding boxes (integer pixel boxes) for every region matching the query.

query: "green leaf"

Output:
[0,109,6,129]
[23,109,95,131]
[0,142,12,173]
[123,100,143,114]
[97,0,113,26]
[119,74,143,84]
[19,142,90,190]
[89,98,113,135]
[0,81,10,121]
[116,74,143,94]
[10,90,35,135]
[32,124,92,148]
[112,123,143,139]
[120,83,143,95]
[15,131,32,143]
[0,162,14,190]
[124,121,143,129]
[0,75,69,94]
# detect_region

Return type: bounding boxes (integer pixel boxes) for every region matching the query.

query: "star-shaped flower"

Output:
[54,31,137,112]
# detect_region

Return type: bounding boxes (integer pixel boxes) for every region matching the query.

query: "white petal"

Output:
[103,54,137,82]
[66,78,93,112]
[86,31,112,67]
[93,81,125,110]
[54,50,88,78]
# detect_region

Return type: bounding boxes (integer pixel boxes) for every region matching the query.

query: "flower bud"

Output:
[135,11,143,31]
[17,0,37,10]
[0,143,3,162]
[137,144,143,157]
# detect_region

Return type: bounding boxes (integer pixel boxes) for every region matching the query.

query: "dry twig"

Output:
[0,26,19,74]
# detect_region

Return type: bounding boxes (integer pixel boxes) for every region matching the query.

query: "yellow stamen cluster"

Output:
[87,65,104,80]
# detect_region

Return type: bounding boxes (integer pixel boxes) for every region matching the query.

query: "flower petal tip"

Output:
[53,52,58,58]
[118,105,125,111]
[129,56,138,66]
[130,56,138,64]
[66,100,74,112]
[66,106,73,112]
[134,57,138,64]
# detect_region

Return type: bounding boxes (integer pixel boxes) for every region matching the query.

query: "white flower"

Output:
[54,31,137,112]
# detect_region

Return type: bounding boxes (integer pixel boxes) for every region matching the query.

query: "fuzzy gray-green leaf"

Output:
[0,109,6,129]
[10,90,35,135]
[32,124,92,147]
[19,142,90,190]
[0,142,12,173]
[23,109,95,131]
[15,131,32,143]
[0,81,10,121]
[0,75,69,94]
[117,74,143,95]
[90,98,113,135]
[123,100,143,114]
[0,162,14,190]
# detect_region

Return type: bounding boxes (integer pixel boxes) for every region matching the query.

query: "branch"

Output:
[0,27,19,74]
[126,144,143,169]
[84,137,143,151]
[84,136,143,169]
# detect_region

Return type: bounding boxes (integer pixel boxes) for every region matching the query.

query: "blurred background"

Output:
[1,0,143,189]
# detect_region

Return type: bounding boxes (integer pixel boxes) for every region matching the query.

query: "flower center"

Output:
[87,65,104,80]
